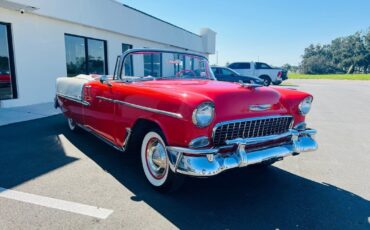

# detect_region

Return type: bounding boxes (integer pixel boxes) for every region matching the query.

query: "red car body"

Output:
[56,49,317,190]
[59,79,308,148]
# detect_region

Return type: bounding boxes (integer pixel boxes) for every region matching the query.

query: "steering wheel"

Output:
[176,69,196,78]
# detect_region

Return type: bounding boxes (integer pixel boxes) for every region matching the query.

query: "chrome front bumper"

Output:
[166,129,317,177]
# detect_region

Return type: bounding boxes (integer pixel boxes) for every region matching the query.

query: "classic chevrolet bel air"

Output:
[55,49,317,191]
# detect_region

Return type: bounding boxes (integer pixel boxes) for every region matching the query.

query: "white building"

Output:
[0,0,216,108]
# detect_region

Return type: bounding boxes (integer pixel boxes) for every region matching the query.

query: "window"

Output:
[0,22,17,100]
[122,43,133,76]
[122,43,132,53]
[211,67,219,75]
[229,62,250,69]
[64,34,108,77]
[255,62,271,69]
[221,68,237,76]
[143,53,161,77]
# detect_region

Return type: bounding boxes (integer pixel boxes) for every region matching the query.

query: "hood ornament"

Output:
[249,104,272,111]
[239,80,263,89]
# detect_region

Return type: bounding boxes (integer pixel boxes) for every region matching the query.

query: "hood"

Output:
[134,79,289,122]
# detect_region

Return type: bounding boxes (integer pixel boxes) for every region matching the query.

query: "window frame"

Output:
[64,33,108,76]
[122,43,133,76]
[0,22,17,100]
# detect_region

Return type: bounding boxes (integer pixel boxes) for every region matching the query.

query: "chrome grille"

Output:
[212,116,293,146]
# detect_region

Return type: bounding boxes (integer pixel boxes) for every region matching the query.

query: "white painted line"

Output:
[0,187,113,219]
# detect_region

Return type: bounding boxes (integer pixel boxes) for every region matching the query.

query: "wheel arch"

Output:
[259,74,271,80]
[127,118,168,152]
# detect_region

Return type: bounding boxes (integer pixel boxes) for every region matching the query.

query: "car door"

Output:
[83,56,127,143]
[83,78,116,143]
[241,62,253,76]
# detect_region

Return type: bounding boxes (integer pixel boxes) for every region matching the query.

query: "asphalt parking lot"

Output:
[0,79,369,230]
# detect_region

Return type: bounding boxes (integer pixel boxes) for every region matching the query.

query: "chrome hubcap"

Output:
[146,138,167,179]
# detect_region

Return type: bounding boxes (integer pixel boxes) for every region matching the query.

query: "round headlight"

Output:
[298,96,313,115]
[192,102,215,128]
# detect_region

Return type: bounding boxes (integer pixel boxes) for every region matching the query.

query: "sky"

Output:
[119,0,370,67]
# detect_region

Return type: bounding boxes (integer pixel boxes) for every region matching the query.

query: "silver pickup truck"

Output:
[228,62,287,86]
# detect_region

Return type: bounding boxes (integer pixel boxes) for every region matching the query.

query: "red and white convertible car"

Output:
[55,49,317,191]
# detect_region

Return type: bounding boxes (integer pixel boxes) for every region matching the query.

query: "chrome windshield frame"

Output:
[115,48,215,81]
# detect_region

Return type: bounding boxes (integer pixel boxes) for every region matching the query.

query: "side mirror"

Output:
[99,75,112,86]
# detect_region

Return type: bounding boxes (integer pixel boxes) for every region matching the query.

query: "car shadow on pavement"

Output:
[1,115,369,229]
[0,115,78,189]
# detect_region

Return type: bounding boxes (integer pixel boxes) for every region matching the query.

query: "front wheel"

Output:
[140,129,184,192]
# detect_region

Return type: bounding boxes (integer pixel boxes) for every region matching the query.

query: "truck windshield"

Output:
[120,50,215,80]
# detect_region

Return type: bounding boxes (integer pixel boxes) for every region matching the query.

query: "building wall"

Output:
[0,1,216,108]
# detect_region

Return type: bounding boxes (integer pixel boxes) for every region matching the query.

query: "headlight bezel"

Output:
[298,96,313,115]
[192,102,215,128]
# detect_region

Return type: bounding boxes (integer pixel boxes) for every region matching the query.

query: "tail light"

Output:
[277,71,282,78]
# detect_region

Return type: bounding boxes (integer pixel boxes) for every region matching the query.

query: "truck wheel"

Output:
[259,75,271,86]
[67,118,79,132]
[140,128,184,192]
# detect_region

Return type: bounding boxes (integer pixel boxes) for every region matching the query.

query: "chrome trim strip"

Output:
[212,115,293,140]
[57,93,90,106]
[78,124,131,152]
[96,96,183,119]
[224,131,292,145]
[167,146,219,155]
[96,96,114,102]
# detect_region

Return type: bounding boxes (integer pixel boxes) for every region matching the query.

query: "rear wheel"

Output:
[140,128,184,192]
[67,117,79,132]
[259,75,271,86]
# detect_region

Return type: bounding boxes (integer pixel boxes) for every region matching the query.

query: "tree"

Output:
[363,29,370,73]
[300,28,370,74]
[301,44,337,74]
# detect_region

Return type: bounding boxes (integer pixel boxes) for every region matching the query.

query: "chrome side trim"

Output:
[96,96,183,119]
[78,124,131,152]
[96,96,114,102]
[57,93,90,106]
[212,115,293,139]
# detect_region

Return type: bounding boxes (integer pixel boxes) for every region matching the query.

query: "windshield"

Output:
[120,50,215,80]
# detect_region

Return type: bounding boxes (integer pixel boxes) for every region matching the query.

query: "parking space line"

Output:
[0,187,113,219]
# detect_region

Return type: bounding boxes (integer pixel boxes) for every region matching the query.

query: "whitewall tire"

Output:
[67,117,78,131]
[140,129,184,192]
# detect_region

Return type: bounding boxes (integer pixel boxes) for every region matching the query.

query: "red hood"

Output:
[132,79,289,122]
